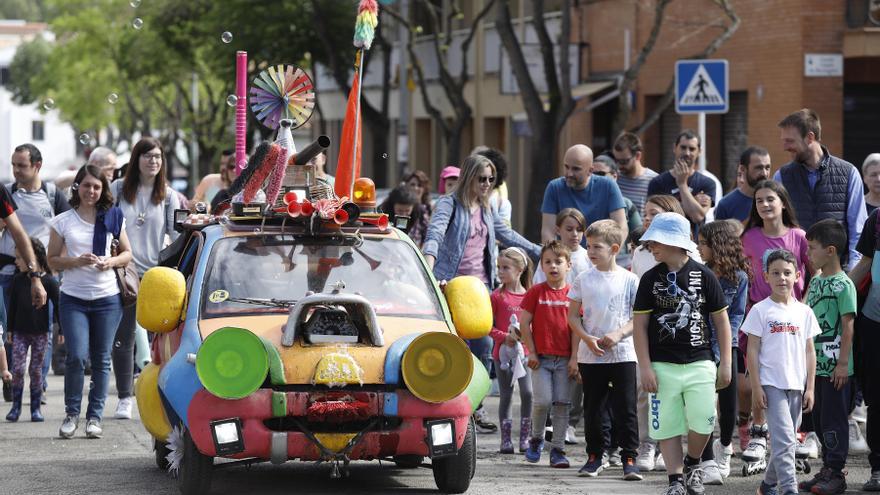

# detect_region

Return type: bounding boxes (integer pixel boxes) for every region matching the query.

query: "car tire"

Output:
[431,419,475,494]
[178,430,213,495]
[155,438,171,470]
[392,455,424,469]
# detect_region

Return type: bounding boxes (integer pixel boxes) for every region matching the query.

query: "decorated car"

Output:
[134,3,492,494]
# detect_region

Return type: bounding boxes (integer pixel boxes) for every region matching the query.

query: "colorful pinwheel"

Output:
[249,64,315,129]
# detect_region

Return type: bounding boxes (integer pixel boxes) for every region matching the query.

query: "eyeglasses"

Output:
[478,176,495,184]
[615,156,633,166]
[592,171,607,176]
[142,153,162,161]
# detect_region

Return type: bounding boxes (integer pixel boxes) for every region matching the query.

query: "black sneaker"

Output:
[683,463,705,495]
[473,407,497,433]
[623,456,643,481]
[864,470,880,492]
[812,469,847,495]
[798,466,831,492]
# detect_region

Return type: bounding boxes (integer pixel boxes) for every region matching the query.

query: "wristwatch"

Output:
[29,271,43,279]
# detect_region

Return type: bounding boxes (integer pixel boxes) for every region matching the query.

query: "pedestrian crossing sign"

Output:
[675,59,728,114]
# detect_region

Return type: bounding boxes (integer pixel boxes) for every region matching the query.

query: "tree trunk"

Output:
[524,119,557,241]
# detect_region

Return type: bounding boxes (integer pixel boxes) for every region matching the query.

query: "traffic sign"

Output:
[675,59,728,114]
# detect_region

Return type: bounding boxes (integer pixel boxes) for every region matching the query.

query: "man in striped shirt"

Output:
[613,132,657,216]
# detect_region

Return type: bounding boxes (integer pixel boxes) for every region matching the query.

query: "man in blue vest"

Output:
[774,109,866,269]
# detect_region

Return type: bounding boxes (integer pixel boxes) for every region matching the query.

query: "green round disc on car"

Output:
[196,327,269,399]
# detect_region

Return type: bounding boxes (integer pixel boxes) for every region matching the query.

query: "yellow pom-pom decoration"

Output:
[135,363,172,441]
[444,276,492,339]
[137,266,186,334]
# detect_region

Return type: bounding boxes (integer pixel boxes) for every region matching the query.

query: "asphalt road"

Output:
[0,374,874,495]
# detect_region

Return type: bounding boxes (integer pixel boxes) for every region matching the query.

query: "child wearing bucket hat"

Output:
[631,212,733,495]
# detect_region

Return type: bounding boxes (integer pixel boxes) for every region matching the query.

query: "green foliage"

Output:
[7,36,50,105]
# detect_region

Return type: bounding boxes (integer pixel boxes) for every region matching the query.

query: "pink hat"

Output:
[438,166,460,194]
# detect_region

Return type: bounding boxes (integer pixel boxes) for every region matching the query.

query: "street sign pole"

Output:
[698,112,706,172]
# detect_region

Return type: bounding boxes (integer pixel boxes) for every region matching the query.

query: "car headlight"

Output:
[401,332,473,403]
[426,419,456,457]
[210,418,245,455]
[196,327,269,399]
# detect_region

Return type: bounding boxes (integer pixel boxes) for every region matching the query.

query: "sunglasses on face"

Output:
[478,176,496,184]
[592,171,608,176]
[616,156,633,166]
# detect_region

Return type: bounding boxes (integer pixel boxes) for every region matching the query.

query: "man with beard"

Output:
[613,132,658,216]
[714,146,772,222]
[647,130,719,231]
[541,144,627,244]
[774,109,866,268]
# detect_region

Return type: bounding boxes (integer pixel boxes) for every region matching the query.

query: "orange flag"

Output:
[334,69,363,199]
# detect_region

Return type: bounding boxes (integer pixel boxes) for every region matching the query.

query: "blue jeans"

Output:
[530,355,573,451]
[466,336,493,374]
[60,293,123,420]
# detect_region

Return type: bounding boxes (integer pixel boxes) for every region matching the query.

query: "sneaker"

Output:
[473,407,497,433]
[662,481,687,495]
[756,480,778,495]
[864,470,880,492]
[636,442,656,471]
[739,421,751,452]
[699,460,723,485]
[622,457,643,481]
[684,463,706,495]
[578,453,604,477]
[713,439,733,478]
[849,418,868,454]
[811,469,847,495]
[655,452,667,471]
[40,391,47,405]
[85,418,103,439]
[114,397,133,420]
[796,432,820,459]
[59,414,79,439]
[799,466,832,492]
[606,447,622,467]
[564,425,578,445]
[549,448,569,468]
[852,402,867,423]
[524,437,544,463]
[742,425,768,463]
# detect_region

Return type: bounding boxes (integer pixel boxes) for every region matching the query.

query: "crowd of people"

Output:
[0,107,878,495]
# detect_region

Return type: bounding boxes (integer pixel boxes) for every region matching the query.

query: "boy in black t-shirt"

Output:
[633,212,732,495]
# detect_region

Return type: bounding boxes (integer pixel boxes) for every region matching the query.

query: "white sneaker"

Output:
[796,431,819,459]
[85,418,103,439]
[850,418,868,454]
[852,403,867,424]
[59,415,79,439]
[636,442,656,471]
[699,459,723,485]
[654,452,666,471]
[712,438,732,478]
[115,397,133,420]
[564,425,578,445]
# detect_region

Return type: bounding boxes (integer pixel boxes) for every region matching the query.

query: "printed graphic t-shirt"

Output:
[489,288,528,361]
[521,282,571,357]
[742,297,821,391]
[805,271,857,377]
[633,258,727,364]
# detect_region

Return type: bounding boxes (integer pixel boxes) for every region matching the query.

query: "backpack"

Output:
[8,181,66,215]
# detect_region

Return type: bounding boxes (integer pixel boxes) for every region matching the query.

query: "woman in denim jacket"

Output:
[422,153,540,431]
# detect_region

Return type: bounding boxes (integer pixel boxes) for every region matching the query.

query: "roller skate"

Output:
[741,424,768,477]
[794,432,811,474]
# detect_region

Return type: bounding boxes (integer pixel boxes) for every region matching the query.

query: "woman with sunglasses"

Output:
[423,153,540,433]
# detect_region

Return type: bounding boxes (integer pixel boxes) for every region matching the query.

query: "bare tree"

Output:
[385,0,497,165]
[495,0,575,240]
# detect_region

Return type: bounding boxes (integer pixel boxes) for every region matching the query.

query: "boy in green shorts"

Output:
[633,212,732,495]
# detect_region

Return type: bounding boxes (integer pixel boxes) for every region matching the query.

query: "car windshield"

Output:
[201,235,443,319]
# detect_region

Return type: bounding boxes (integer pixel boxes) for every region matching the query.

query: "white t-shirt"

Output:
[50,209,121,300]
[742,297,820,391]
[569,266,638,364]
[533,245,593,285]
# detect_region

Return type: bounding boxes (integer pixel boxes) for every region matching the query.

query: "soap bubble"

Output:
[107,93,119,104]
[41,98,55,111]
[381,153,388,159]
[132,18,144,29]
[78,133,90,145]
[130,0,141,7]
[220,31,233,44]
[226,94,238,107]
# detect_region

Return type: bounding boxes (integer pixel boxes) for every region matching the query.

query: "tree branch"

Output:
[495,0,544,124]
[556,0,574,120]
[531,0,560,102]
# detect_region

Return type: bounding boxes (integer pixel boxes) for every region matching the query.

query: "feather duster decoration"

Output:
[243,143,280,203]
[264,145,288,206]
[353,0,379,49]
[228,141,271,198]
[165,425,184,475]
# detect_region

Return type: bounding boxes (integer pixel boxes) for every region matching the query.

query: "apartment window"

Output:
[32,120,45,141]
[0,67,9,86]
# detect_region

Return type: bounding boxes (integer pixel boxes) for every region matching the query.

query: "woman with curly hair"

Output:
[695,220,751,482]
